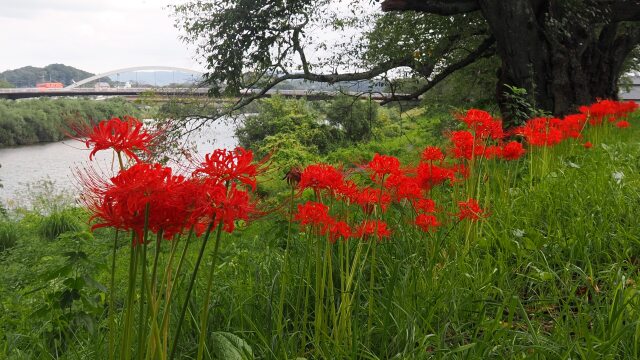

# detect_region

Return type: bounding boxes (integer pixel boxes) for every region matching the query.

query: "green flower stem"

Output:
[108,230,120,360]
[150,230,164,301]
[196,220,225,360]
[116,151,125,172]
[313,226,325,352]
[137,204,150,360]
[146,230,164,358]
[121,232,139,360]
[169,220,216,360]
[326,237,337,339]
[109,151,125,360]
[366,176,387,345]
[161,228,193,355]
[336,239,345,343]
[366,239,377,346]
[276,186,296,344]
[298,230,313,353]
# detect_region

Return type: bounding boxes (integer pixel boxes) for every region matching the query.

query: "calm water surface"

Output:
[0,119,238,205]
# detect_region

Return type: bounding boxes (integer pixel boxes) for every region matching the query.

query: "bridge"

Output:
[0,65,396,101]
[0,87,400,101]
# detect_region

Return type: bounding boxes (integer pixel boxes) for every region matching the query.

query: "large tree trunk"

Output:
[381,0,640,126]
[478,0,640,126]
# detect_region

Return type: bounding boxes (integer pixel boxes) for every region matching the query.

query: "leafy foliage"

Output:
[325,95,378,142]
[0,80,14,89]
[0,98,140,147]
[0,221,17,252]
[236,96,339,156]
[38,209,84,241]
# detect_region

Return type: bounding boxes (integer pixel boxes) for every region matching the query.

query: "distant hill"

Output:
[0,64,94,88]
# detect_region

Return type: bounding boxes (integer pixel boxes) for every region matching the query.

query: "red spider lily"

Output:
[515,117,564,147]
[457,109,504,140]
[583,141,593,149]
[579,99,620,124]
[193,147,259,189]
[78,116,156,162]
[336,180,360,203]
[299,163,344,195]
[415,214,440,232]
[421,146,445,162]
[560,114,587,139]
[483,145,503,159]
[354,220,392,241]
[501,141,526,160]
[449,130,488,160]
[328,221,351,243]
[385,172,422,201]
[416,163,456,191]
[294,201,333,228]
[456,198,489,221]
[354,186,392,214]
[413,198,436,213]
[368,153,401,182]
[450,130,476,160]
[189,180,256,234]
[213,185,254,233]
[615,120,630,128]
[616,101,639,117]
[82,163,181,245]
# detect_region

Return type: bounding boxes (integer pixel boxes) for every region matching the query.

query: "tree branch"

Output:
[380,36,495,104]
[381,0,480,15]
[225,55,415,113]
[605,0,640,22]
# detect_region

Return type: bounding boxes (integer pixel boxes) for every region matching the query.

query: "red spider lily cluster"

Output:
[512,99,638,147]
[579,99,638,125]
[293,153,489,242]
[447,100,637,157]
[290,99,637,242]
[75,99,636,246]
[76,116,263,245]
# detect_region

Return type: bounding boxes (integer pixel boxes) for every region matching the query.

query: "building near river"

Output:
[620,75,640,101]
[36,82,64,89]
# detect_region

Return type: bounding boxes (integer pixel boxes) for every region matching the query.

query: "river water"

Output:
[0,119,238,207]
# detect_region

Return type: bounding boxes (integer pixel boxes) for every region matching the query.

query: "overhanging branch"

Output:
[226,55,415,112]
[380,36,496,104]
[381,0,480,15]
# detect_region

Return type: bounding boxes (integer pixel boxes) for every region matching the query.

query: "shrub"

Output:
[0,221,17,251]
[38,210,83,241]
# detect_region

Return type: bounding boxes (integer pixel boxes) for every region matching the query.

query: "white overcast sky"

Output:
[0,0,201,73]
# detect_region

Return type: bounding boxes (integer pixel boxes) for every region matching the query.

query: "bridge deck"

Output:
[0,88,401,101]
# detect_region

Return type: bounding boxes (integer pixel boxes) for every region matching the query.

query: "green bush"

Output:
[38,210,83,241]
[0,221,17,251]
[325,95,379,142]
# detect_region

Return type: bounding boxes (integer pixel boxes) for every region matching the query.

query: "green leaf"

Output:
[210,331,254,360]
[83,274,108,293]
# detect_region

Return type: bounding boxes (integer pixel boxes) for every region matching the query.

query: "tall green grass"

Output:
[1,114,640,359]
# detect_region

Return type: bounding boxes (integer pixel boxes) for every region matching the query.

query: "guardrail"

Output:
[0,87,407,101]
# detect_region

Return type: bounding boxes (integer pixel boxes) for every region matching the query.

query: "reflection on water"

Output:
[0,119,238,205]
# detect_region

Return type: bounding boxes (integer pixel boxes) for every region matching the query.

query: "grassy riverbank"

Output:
[1,106,640,359]
[0,98,141,147]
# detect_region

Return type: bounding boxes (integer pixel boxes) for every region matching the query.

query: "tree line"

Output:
[0,98,140,147]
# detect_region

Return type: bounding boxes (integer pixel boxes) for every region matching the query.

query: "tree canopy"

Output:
[173,0,640,125]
